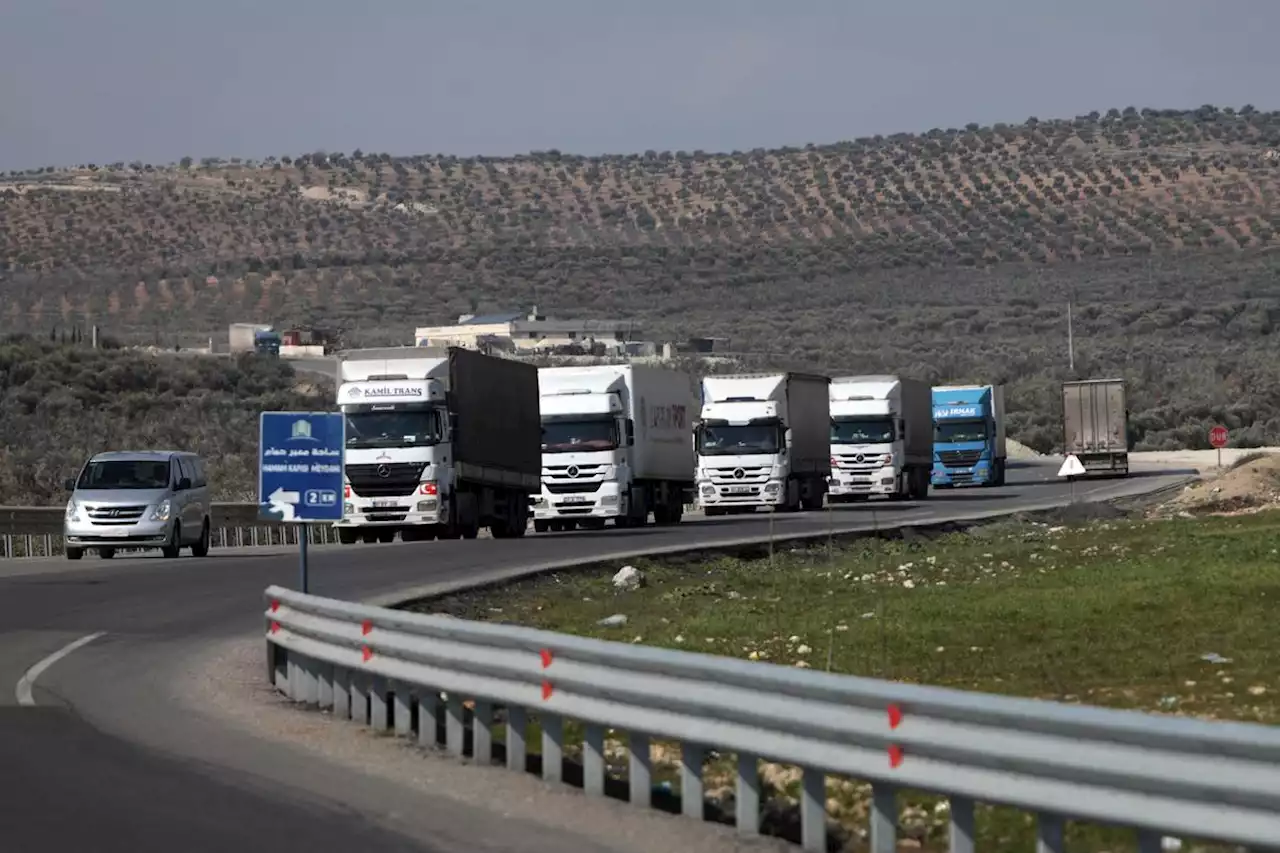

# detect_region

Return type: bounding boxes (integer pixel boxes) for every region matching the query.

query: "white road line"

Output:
[15,632,106,707]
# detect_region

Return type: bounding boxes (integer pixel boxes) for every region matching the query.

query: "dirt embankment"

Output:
[1157,452,1280,516]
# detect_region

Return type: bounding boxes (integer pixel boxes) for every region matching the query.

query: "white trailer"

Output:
[827,375,933,501]
[335,348,540,543]
[695,372,830,514]
[533,364,696,531]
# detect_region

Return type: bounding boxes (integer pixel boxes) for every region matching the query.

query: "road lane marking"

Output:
[15,632,106,707]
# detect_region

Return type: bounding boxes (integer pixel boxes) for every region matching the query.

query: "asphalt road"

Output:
[0,460,1194,853]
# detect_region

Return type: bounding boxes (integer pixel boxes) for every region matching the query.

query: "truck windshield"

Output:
[542,419,618,453]
[345,410,441,449]
[699,424,782,456]
[935,420,987,443]
[831,417,894,444]
[77,460,171,489]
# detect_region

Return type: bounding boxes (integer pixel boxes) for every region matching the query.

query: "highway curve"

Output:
[0,460,1193,853]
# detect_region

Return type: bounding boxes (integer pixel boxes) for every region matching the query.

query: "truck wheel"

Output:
[993,460,1006,487]
[337,528,359,545]
[533,520,549,534]
[377,529,397,543]
[800,490,823,511]
[704,507,726,517]
[361,531,379,544]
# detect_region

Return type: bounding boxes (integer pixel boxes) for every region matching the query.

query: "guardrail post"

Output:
[583,724,606,797]
[350,674,368,725]
[418,691,440,748]
[370,678,389,730]
[735,753,759,835]
[473,700,494,764]
[869,783,896,853]
[542,715,564,783]
[800,768,826,852]
[297,656,319,706]
[680,743,704,819]
[949,797,975,853]
[316,662,334,711]
[506,706,527,771]
[446,693,465,756]
[1136,833,1164,853]
[393,684,412,737]
[268,641,287,692]
[629,733,651,808]
[286,656,300,701]
[332,666,350,719]
[1036,813,1065,853]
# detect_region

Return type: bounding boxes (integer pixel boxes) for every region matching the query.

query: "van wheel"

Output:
[190,520,211,557]
[66,547,84,561]
[98,548,115,559]
[162,524,182,558]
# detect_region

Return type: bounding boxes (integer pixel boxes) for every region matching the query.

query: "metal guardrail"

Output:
[0,502,703,558]
[264,585,1280,852]
[0,503,331,558]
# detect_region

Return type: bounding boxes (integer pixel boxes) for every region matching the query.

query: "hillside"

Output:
[0,338,330,506]
[4,105,1280,450]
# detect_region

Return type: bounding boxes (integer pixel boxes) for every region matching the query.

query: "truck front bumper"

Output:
[339,496,442,527]
[696,479,786,508]
[931,462,993,487]
[532,481,624,520]
[828,466,899,497]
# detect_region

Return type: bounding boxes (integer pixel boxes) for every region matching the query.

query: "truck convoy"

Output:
[695,373,830,515]
[533,364,696,532]
[931,384,1008,487]
[335,348,541,543]
[1062,378,1130,477]
[827,375,933,501]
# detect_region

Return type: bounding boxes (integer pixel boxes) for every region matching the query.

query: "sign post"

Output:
[1209,425,1229,469]
[1057,453,1086,501]
[259,412,346,593]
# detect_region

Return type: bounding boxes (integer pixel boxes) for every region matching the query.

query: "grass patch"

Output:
[417,511,1280,851]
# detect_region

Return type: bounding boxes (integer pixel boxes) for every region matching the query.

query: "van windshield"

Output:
[77,460,171,489]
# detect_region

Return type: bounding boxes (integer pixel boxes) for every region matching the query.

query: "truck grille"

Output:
[545,481,603,495]
[345,462,428,498]
[938,450,983,468]
[86,505,148,524]
[704,465,770,484]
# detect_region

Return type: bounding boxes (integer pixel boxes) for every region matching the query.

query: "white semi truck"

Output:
[533,364,696,532]
[695,372,830,515]
[827,375,933,502]
[335,348,541,543]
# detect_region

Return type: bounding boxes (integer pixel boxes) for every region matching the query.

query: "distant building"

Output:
[414,307,641,355]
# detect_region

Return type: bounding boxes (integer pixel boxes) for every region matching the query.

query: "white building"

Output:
[414,307,641,355]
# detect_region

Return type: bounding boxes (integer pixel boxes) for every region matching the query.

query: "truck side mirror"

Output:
[625,419,635,446]
[898,422,906,440]
[784,428,793,447]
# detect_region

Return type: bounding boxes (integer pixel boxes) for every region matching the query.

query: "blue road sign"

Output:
[259,412,345,523]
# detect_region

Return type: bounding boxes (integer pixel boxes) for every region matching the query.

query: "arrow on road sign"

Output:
[268,487,300,521]
[1057,454,1086,478]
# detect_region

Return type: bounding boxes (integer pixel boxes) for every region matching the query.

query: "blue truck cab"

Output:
[253,330,281,356]
[930,384,1007,487]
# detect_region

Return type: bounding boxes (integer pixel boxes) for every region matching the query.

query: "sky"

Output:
[4,0,1279,171]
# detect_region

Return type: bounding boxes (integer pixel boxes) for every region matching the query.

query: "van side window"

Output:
[190,457,207,488]
[176,457,193,487]
[171,458,184,487]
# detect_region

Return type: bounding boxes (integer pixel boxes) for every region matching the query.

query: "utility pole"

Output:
[1067,300,1075,372]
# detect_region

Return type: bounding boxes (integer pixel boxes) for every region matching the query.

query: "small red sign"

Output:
[1209,425,1229,449]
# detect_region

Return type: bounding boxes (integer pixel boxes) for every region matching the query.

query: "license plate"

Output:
[103,527,131,537]
[726,485,754,494]
[560,498,592,506]
[372,499,398,508]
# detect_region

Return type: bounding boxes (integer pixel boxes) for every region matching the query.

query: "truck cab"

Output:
[695,373,829,514]
[254,330,281,356]
[930,384,1007,488]
[532,365,694,532]
[337,358,449,542]
[828,376,932,501]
